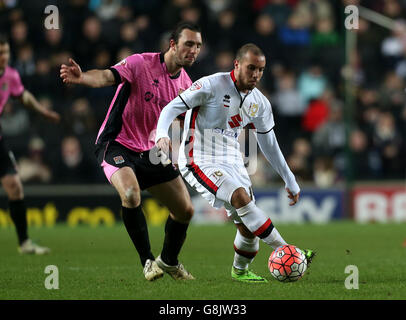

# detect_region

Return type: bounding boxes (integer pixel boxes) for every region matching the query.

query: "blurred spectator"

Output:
[298,64,327,104]
[356,18,388,82]
[249,13,281,63]
[51,135,100,184]
[213,49,234,72]
[272,70,305,144]
[14,44,35,78]
[286,137,313,182]
[63,98,97,146]
[313,156,337,188]
[207,9,241,51]
[74,16,105,67]
[312,100,346,157]
[91,0,122,21]
[18,137,52,184]
[381,21,406,70]
[261,0,292,28]
[293,0,334,29]
[0,101,30,158]
[371,111,404,179]
[378,72,406,112]
[348,129,373,180]
[9,20,28,50]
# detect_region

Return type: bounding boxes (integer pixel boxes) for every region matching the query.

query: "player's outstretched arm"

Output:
[256,130,300,206]
[155,96,189,145]
[19,90,60,123]
[60,58,115,88]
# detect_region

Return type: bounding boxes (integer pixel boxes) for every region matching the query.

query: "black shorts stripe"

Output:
[96,82,131,146]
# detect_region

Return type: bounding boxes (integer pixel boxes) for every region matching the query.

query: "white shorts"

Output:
[180,162,254,223]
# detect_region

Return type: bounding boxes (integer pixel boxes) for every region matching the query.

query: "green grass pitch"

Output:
[0,222,405,300]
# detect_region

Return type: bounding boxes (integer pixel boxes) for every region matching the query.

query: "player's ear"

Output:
[234,59,239,70]
[169,39,177,51]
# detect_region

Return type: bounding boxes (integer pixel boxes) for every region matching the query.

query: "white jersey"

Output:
[156,70,300,199]
[169,71,275,168]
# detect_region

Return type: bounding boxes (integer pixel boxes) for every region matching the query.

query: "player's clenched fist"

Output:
[60,58,82,84]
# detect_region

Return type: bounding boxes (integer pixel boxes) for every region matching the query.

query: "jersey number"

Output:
[228,114,242,128]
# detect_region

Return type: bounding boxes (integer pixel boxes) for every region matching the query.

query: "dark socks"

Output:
[9,200,28,245]
[121,206,155,267]
[161,216,189,266]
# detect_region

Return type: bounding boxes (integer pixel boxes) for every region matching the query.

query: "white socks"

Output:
[235,201,287,249]
[233,229,259,270]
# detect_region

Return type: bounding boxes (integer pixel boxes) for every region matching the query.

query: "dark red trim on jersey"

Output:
[253,218,274,238]
[230,70,236,82]
[233,244,258,259]
[188,162,219,195]
[185,107,218,195]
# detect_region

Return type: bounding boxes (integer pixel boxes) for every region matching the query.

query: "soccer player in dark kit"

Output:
[0,34,60,254]
[60,22,202,281]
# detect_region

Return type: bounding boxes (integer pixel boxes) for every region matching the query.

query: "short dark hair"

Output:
[236,43,265,61]
[0,34,9,45]
[169,21,201,44]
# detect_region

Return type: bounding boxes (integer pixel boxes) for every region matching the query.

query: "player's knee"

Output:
[184,203,194,221]
[231,187,251,209]
[236,223,255,239]
[4,178,23,200]
[122,186,141,208]
[173,202,194,223]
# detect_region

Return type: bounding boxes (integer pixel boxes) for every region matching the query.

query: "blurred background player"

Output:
[60,22,202,281]
[0,34,60,254]
[155,43,315,283]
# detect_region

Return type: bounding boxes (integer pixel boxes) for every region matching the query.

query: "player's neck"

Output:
[233,70,249,94]
[164,51,182,76]
[235,82,249,94]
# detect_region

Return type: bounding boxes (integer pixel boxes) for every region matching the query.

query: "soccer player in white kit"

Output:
[155,43,315,282]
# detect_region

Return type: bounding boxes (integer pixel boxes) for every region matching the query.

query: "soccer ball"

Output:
[268,245,307,282]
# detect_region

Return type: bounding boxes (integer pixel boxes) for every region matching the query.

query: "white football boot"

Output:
[18,239,50,255]
[155,255,195,280]
[143,259,164,281]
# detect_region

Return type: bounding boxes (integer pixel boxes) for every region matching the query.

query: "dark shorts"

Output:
[0,138,18,178]
[95,141,180,190]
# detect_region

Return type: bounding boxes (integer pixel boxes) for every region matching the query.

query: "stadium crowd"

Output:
[0,0,405,187]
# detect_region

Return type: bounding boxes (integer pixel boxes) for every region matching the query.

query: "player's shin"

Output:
[235,201,287,249]
[233,229,259,270]
[9,199,28,245]
[121,205,155,267]
[160,215,189,266]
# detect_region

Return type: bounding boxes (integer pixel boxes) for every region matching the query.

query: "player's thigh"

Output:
[1,174,24,200]
[110,166,141,207]
[147,176,194,223]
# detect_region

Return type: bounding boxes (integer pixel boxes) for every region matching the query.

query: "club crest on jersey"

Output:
[113,155,125,164]
[249,103,259,117]
[145,91,154,102]
[190,81,202,91]
[115,59,127,66]
[223,94,231,103]
[1,82,8,91]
